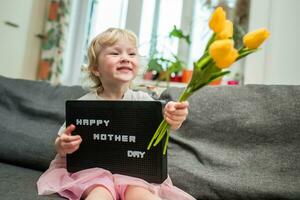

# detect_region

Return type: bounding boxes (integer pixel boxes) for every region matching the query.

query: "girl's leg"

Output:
[124,185,161,200]
[84,185,114,200]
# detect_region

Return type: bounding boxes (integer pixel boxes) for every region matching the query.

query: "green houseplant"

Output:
[146,26,191,86]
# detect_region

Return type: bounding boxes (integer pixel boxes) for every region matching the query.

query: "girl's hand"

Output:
[164,101,189,130]
[55,124,82,156]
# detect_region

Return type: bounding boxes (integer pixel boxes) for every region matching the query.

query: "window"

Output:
[62,0,247,86]
[154,0,183,61]
[138,0,156,57]
[88,0,128,44]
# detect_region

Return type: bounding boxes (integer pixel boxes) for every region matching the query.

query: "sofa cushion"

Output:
[160,85,300,200]
[0,75,88,171]
[0,162,61,199]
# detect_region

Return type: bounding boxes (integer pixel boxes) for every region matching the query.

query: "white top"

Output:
[78,89,153,101]
[58,89,153,135]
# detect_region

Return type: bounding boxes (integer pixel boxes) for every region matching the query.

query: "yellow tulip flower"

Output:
[218,20,233,39]
[209,7,226,33]
[243,28,270,49]
[209,39,239,69]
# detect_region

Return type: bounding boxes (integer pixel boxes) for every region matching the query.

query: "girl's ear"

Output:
[91,66,100,76]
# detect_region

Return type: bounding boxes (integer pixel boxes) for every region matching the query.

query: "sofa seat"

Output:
[0,162,61,199]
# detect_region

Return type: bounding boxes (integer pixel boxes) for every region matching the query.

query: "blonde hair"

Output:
[86,28,138,90]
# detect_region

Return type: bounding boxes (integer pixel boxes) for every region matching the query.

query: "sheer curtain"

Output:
[60,0,129,86]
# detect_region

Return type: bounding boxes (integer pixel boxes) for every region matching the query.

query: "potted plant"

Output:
[146,26,191,86]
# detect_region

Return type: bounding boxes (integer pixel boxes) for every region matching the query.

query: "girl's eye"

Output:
[110,52,119,55]
[129,53,136,56]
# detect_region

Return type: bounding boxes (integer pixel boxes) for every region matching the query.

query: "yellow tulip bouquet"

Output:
[147,7,270,154]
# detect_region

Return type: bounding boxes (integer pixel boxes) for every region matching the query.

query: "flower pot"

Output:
[209,78,222,85]
[181,69,193,83]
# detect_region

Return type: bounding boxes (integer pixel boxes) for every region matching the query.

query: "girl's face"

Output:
[95,38,139,86]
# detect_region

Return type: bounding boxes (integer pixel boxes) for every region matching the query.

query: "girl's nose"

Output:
[120,54,130,63]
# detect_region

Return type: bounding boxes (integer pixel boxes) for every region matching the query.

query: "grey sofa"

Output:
[0,75,299,200]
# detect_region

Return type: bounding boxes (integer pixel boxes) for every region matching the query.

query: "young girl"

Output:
[37,28,195,200]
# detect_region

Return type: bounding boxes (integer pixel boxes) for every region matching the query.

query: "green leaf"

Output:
[208,70,230,83]
[166,57,184,73]
[169,25,191,45]
[237,48,258,61]
[185,35,191,45]
[169,25,184,38]
[147,58,164,72]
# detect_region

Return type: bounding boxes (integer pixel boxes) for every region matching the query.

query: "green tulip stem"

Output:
[147,119,167,150]
[163,128,170,155]
[179,90,193,102]
[205,33,216,51]
[153,122,169,146]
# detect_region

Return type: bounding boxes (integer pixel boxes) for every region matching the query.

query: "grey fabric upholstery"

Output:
[161,86,300,200]
[0,75,87,170]
[0,74,299,199]
[0,162,61,199]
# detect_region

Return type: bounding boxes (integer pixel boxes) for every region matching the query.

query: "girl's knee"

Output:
[83,185,114,200]
[124,186,161,200]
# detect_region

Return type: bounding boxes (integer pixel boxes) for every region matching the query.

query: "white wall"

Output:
[244,0,300,85]
[0,0,47,80]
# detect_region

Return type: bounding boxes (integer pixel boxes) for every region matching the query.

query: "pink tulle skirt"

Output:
[37,154,196,200]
